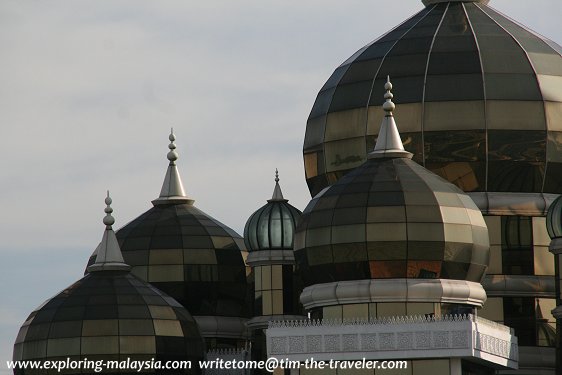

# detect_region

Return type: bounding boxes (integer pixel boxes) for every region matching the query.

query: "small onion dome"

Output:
[295,78,490,287]
[244,170,302,251]
[14,193,204,375]
[547,195,562,239]
[86,131,248,319]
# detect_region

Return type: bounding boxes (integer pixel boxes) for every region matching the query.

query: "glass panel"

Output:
[324,137,366,173]
[183,249,217,264]
[377,303,406,318]
[413,360,449,375]
[304,152,319,179]
[339,59,382,85]
[48,321,82,338]
[272,290,283,315]
[119,336,156,354]
[502,217,534,275]
[427,162,485,192]
[119,319,155,335]
[488,161,544,192]
[323,305,342,320]
[424,101,485,131]
[262,291,272,315]
[308,87,335,119]
[503,297,536,346]
[406,303,434,316]
[546,103,562,132]
[368,75,425,104]
[153,320,183,337]
[271,265,283,290]
[149,249,182,265]
[148,265,184,282]
[304,116,326,150]
[485,74,542,101]
[330,81,372,112]
[425,74,484,102]
[369,260,407,278]
[211,236,235,249]
[262,266,272,290]
[331,224,366,244]
[342,304,369,319]
[46,338,81,356]
[425,130,486,162]
[538,75,562,102]
[22,340,47,359]
[367,103,422,135]
[478,297,504,322]
[81,337,119,355]
[254,266,262,292]
[367,242,407,260]
[325,109,367,142]
[367,223,407,241]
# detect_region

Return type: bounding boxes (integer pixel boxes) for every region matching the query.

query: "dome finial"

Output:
[167,127,179,164]
[383,76,396,115]
[368,77,413,160]
[270,168,287,202]
[87,191,131,272]
[152,128,195,206]
[103,190,115,228]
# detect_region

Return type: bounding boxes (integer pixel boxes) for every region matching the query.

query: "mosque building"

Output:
[12,0,562,374]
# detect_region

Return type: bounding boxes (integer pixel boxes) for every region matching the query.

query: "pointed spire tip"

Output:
[153,129,194,206]
[369,77,413,160]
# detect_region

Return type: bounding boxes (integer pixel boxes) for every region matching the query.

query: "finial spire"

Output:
[152,128,194,206]
[87,191,131,273]
[368,76,413,160]
[269,168,287,202]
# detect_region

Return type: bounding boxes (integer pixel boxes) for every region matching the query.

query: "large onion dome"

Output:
[304,0,562,197]
[295,79,490,287]
[87,131,248,321]
[244,170,302,252]
[14,194,205,375]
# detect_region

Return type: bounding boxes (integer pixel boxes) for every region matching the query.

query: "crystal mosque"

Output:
[12,0,562,374]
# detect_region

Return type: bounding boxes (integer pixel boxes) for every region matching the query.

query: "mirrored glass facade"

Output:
[86,204,249,318]
[13,271,205,375]
[294,157,489,286]
[304,1,562,197]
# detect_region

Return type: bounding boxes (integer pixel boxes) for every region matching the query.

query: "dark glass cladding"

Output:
[244,200,302,251]
[13,271,205,375]
[304,1,562,197]
[86,204,248,318]
[294,157,489,287]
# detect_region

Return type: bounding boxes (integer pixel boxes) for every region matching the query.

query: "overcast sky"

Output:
[0,0,560,371]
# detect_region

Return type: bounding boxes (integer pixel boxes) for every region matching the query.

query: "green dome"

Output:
[244,173,302,252]
[304,1,562,196]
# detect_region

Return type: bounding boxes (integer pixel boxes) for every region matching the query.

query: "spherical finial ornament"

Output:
[103,191,115,227]
[275,168,279,183]
[166,128,179,163]
[383,76,396,114]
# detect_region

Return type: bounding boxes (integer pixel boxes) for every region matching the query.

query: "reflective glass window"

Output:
[501,216,533,275]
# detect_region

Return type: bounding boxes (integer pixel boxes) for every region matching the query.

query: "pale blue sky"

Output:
[0,1,560,372]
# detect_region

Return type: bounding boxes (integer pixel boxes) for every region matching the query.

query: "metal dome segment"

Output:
[303,1,562,197]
